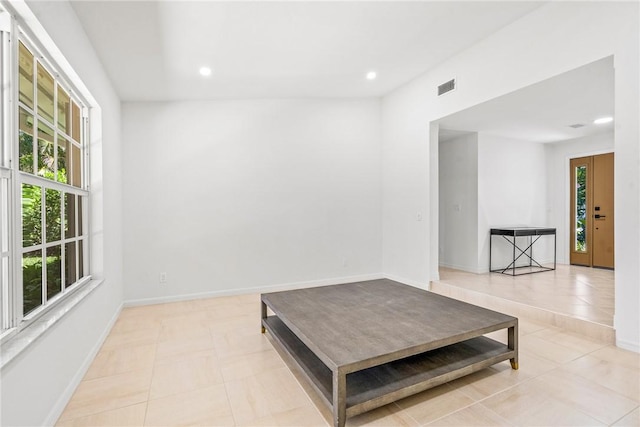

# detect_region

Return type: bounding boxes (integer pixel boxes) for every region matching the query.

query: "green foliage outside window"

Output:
[576,166,587,252]
[22,253,42,314]
[19,126,34,173]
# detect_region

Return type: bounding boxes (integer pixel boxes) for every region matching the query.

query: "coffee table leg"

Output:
[332,369,346,427]
[508,322,519,370]
[261,301,267,334]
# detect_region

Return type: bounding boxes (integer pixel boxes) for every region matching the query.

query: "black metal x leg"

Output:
[499,235,544,273]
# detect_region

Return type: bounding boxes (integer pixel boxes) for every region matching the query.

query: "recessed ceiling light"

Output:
[366,71,377,80]
[593,116,613,124]
[199,66,212,77]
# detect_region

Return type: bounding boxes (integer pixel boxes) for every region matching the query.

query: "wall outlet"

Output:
[159,272,167,284]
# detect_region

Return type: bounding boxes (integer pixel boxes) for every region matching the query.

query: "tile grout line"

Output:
[421,398,515,427]
[56,402,149,426]
[390,401,422,427]
[143,317,161,427]
[209,320,241,427]
[608,404,640,426]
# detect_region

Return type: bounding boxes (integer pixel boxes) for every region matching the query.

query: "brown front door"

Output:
[570,153,614,268]
[592,153,614,268]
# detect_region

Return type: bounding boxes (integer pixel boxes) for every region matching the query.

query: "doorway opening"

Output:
[431,56,615,329]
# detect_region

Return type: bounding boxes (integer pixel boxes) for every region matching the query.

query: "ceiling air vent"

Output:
[569,123,586,128]
[438,79,456,96]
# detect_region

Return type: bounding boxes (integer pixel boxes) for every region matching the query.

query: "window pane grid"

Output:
[20,182,87,311]
[17,38,86,190]
[20,185,87,243]
[18,101,79,146]
[9,31,91,328]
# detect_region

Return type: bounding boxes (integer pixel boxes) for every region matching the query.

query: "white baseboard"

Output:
[383,273,429,291]
[439,262,484,274]
[44,302,123,426]
[124,273,385,307]
[615,338,640,353]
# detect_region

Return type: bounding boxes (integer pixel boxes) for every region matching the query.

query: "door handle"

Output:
[594,214,606,219]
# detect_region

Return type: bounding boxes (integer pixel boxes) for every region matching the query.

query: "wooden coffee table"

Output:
[261,279,518,427]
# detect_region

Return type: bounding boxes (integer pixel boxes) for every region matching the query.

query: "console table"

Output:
[261,280,518,427]
[490,227,556,276]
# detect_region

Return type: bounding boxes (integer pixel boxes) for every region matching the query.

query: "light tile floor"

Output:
[438,265,614,326]
[57,291,639,427]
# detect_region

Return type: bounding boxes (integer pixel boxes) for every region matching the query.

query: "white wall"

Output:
[381,2,639,350]
[477,134,548,272]
[545,133,614,264]
[122,99,382,303]
[0,1,124,426]
[438,133,478,272]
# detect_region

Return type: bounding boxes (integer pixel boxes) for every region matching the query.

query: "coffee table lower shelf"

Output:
[263,316,515,421]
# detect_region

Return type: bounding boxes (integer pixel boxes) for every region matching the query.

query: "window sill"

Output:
[0,278,104,370]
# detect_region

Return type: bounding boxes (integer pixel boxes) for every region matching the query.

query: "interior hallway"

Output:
[56,289,638,426]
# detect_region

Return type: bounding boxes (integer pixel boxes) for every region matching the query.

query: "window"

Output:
[0,13,91,336]
[574,164,587,252]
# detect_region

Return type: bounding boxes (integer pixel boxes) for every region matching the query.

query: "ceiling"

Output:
[69,1,544,101]
[438,56,615,143]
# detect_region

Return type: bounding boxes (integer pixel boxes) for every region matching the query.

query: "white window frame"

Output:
[0,6,93,339]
